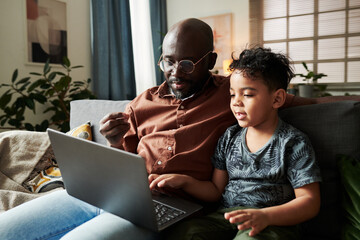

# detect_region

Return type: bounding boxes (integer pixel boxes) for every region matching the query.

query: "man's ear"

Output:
[273,89,286,109]
[208,52,217,70]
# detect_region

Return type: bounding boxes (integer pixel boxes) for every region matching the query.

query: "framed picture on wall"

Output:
[200,13,233,75]
[25,0,67,65]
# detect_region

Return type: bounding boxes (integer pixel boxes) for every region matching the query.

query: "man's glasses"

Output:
[157,51,212,74]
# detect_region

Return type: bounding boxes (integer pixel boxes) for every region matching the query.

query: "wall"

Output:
[166,0,249,66]
[0,0,91,130]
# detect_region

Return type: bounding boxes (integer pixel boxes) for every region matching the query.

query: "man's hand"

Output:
[224,208,269,237]
[99,112,130,148]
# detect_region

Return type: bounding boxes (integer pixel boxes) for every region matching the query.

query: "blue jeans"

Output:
[0,190,159,240]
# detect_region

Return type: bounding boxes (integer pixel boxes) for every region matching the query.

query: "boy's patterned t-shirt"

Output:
[212,119,322,208]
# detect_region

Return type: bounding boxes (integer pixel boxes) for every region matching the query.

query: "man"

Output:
[0,18,357,240]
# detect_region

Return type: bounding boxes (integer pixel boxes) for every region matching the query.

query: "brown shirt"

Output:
[122,74,295,182]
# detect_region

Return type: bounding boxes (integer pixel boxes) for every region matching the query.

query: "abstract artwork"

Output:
[200,13,232,73]
[26,0,67,64]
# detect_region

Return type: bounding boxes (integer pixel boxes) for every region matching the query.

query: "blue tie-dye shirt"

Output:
[212,118,322,208]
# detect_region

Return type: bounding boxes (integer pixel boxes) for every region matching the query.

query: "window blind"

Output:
[250,0,360,85]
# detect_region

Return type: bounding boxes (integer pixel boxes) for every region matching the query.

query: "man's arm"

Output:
[283,93,360,108]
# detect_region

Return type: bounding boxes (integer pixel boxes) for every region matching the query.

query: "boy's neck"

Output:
[245,115,279,153]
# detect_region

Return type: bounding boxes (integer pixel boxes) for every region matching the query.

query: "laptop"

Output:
[47,128,202,232]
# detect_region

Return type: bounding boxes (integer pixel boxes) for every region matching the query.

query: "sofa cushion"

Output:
[279,100,360,239]
[70,100,130,146]
[337,154,360,240]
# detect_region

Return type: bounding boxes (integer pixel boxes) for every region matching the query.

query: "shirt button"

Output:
[157,160,162,165]
[179,124,183,128]
[180,105,185,110]
[167,146,172,151]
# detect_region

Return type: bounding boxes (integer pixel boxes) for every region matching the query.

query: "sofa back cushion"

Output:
[70,100,130,146]
[70,99,360,239]
[279,100,360,239]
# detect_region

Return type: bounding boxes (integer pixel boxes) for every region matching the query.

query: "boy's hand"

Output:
[224,208,269,237]
[99,112,129,147]
[148,174,188,190]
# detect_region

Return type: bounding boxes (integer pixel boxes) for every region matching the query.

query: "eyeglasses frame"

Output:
[157,51,213,74]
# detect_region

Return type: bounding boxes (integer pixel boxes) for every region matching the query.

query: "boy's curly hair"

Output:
[229,47,295,91]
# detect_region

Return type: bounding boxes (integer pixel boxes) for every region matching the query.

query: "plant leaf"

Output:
[71,65,83,69]
[24,123,34,131]
[30,72,42,76]
[25,98,35,110]
[11,69,18,83]
[0,92,12,109]
[48,72,57,81]
[43,59,51,75]
[63,56,70,68]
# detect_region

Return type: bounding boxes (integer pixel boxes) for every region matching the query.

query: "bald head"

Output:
[164,18,214,53]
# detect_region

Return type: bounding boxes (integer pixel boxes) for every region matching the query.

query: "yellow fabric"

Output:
[66,121,92,141]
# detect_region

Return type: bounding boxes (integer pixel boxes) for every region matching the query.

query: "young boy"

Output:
[149,47,322,239]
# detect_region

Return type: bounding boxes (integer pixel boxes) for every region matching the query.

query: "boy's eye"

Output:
[244,94,253,97]
[230,94,235,98]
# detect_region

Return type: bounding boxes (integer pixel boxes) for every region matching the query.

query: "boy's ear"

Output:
[273,89,286,109]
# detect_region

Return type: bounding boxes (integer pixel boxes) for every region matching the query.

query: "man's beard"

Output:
[167,78,199,100]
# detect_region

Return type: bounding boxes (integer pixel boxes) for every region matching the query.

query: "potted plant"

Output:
[295,62,327,98]
[0,57,96,132]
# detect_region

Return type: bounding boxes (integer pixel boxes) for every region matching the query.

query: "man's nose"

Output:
[170,63,184,77]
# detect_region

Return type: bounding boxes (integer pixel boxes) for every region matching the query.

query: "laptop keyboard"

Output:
[153,201,186,226]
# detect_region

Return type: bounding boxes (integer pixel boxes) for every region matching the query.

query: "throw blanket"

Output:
[0,130,60,213]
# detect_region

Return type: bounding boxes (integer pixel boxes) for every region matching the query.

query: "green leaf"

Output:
[40,120,49,130]
[1,118,7,126]
[28,79,45,92]
[55,71,66,76]
[25,98,35,110]
[15,77,31,86]
[48,72,57,81]
[0,92,12,109]
[43,106,57,114]
[54,76,71,91]
[30,72,42,76]
[25,123,34,131]
[43,59,51,75]
[87,78,91,83]
[40,83,51,89]
[32,94,47,104]
[11,69,18,83]
[63,56,70,68]
[71,65,83,69]
[302,62,308,71]
[8,119,20,128]
[0,83,11,87]
[19,81,31,91]
[45,88,55,97]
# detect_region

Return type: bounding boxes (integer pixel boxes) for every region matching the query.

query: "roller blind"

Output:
[250,0,360,84]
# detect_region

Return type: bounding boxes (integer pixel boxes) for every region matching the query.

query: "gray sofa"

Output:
[70,99,360,240]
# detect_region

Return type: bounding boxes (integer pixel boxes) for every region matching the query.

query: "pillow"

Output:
[66,121,92,141]
[337,154,360,240]
[24,122,93,193]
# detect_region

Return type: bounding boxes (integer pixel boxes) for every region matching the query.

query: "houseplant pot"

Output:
[295,62,327,98]
[298,84,314,98]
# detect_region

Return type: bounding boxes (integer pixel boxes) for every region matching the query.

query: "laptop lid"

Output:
[47,128,202,231]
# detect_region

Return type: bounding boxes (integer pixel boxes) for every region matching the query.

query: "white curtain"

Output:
[129,0,157,95]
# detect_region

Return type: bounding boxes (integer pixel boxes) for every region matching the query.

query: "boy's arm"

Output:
[262,182,320,225]
[225,182,320,236]
[148,169,228,202]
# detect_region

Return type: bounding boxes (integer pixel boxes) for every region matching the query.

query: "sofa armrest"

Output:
[70,99,130,146]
